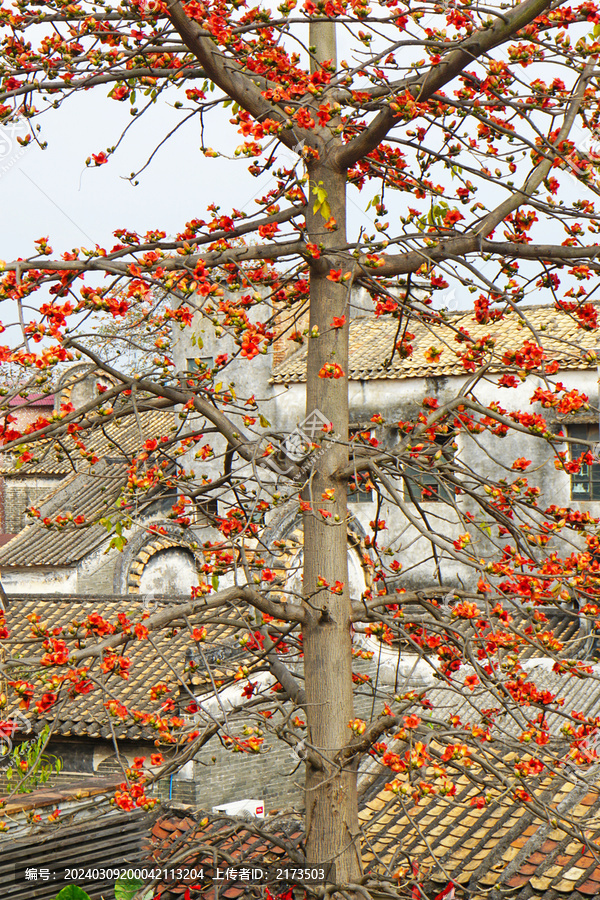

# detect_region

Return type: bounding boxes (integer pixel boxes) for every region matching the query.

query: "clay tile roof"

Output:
[0,462,127,566]
[146,809,303,899]
[0,407,176,476]
[0,409,178,566]
[1,775,121,817]
[2,595,248,741]
[0,780,156,900]
[8,393,55,407]
[272,304,599,384]
[359,750,600,900]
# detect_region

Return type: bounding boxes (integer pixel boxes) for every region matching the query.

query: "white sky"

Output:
[0,18,593,322]
[0,88,285,260]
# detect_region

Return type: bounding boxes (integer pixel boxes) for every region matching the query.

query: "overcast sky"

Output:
[0,88,290,261]
[0,78,391,266]
[1,43,587,324]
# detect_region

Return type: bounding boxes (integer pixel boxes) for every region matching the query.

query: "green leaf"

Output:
[110,535,127,552]
[311,181,331,219]
[115,876,145,900]
[54,887,92,900]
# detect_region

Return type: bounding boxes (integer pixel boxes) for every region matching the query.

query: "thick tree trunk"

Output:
[302,151,362,881]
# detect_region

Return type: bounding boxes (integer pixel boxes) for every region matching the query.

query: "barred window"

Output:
[568,424,600,500]
[348,428,376,504]
[404,434,455,503]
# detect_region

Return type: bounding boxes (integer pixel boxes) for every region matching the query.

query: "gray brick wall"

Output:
[156,732,303,812]
[80,561,117,595]
[3,476,64,533]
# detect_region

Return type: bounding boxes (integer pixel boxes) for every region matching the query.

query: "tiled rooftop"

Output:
[2,594,247,741]
[360,756,600,900]
[146,810,303,898]
[0,463,127,566]
[0,407,176,475]
[272,304,599,383]
[0,409,178,567]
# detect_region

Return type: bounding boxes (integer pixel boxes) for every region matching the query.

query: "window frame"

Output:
[348,426,377,504]
[403,432,456,504]
[568,423,600,500]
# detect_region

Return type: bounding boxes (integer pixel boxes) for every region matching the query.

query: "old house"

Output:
[173,295,600,594]
[3,298,600,821]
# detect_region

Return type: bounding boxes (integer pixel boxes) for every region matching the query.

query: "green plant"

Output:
[54,887,92,900]
[4,725,63,793]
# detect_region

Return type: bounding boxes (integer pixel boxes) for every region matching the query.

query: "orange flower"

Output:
[403,715,421,729]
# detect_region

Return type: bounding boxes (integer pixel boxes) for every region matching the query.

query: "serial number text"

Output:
[62,868,204,882]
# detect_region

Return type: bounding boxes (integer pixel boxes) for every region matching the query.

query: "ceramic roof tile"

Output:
[0,411,180,568]
[0,408,176,475]
[531,875,556,890]
[272,304,600,383]
[359,747,600,900]
[145,811,304,898]
[0,463,128,566]
[2,594,249,740]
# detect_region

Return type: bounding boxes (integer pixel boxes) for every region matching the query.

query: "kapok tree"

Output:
[3,0,600,890]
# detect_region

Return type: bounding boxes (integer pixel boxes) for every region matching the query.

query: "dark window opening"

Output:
[196,497,218,521]
[404,433,455,503]
[568,424,600,500]
[349,427,376,503]
[187,357,214,372]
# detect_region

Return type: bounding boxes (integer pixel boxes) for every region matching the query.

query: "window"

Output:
[568,424,600,500]
[186,356,214,372]
[149,487,178,518]
[404,434,455,503]
[196,497,218,521]
[348,472,375,503]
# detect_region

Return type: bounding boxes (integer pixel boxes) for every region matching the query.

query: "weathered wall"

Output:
[269,365,600,590]
[2,475,65,534]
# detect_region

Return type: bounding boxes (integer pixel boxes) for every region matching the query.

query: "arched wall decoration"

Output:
[126,536,200,595]
[261,502,375,605]
[114,523,204,596]
[55,363,116,412]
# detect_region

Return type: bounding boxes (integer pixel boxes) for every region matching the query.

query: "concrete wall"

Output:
[266,365,599,591]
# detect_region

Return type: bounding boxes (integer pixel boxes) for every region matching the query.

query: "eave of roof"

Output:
[2,595,248,741]
[272,304,600,384]
[0,463,126,567]
[360,744,600,899]
[0,407,176,476]
[7,393,55,407]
